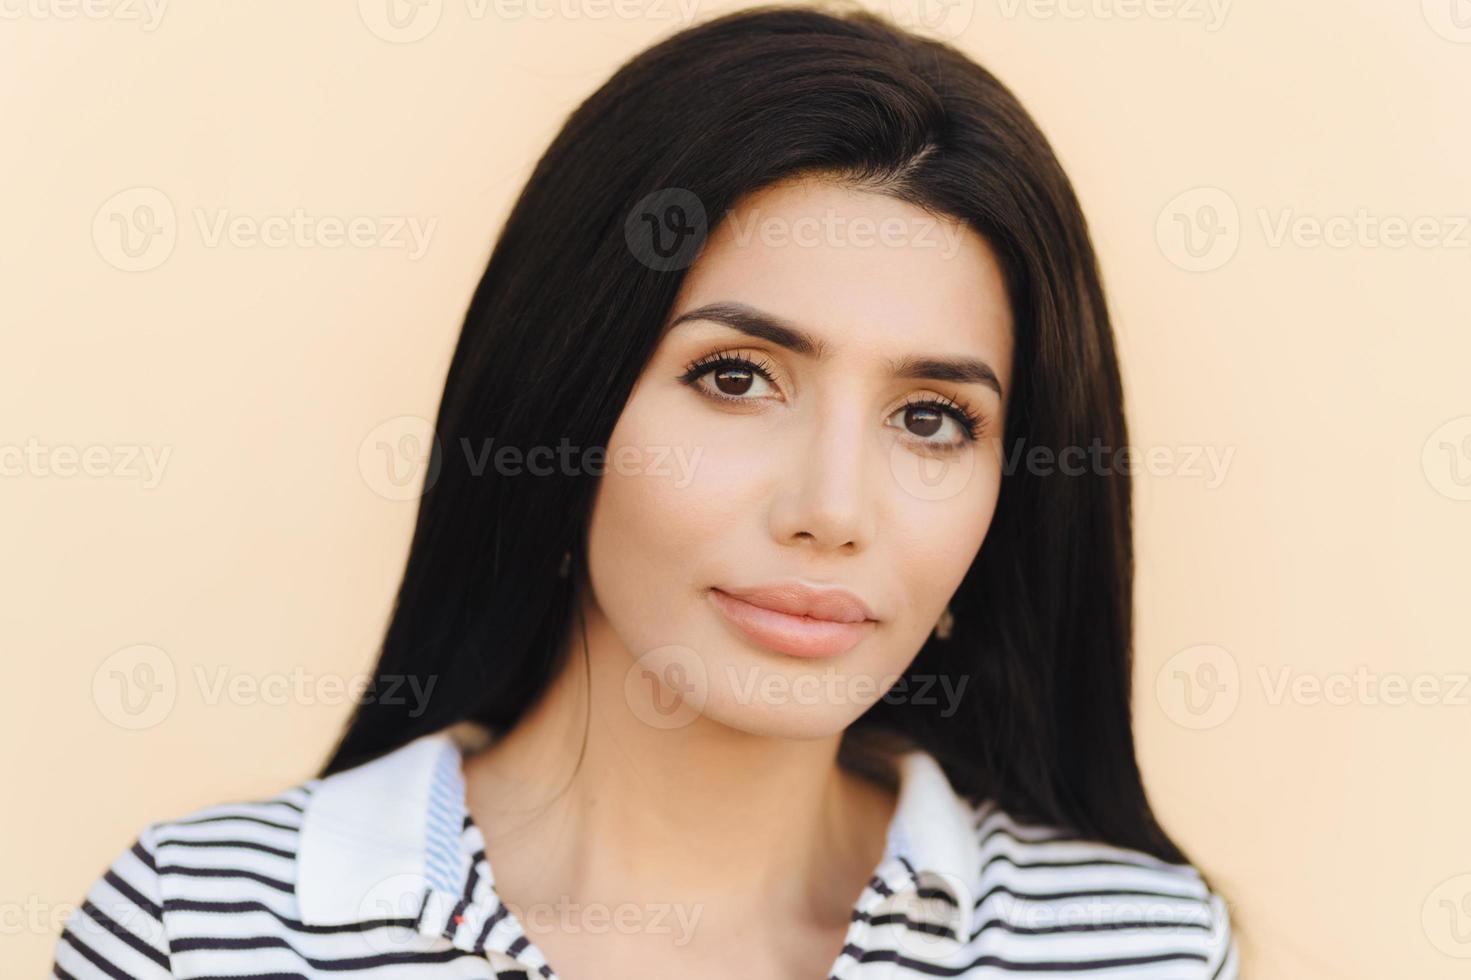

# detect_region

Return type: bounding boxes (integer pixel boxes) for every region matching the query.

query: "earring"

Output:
[557,549,571,579]
[933,604,954,641]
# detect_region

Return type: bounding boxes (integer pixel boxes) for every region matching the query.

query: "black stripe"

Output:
[982,852,1197,872]
[58,928,135,980]
[156,864,294,893]
[163,897,414,934]
[475,903,509,950]
[169,813,301,834]
[156,837,296,860]
[858,910,959,939]
[79,900,170,969]
[977,822,1086,848]
[842,940,1209,976]
[168,934,481,970]
[974,882,1205,908]
[130,840,157,873]
[103,869,162,923]
[968,911,1214,943]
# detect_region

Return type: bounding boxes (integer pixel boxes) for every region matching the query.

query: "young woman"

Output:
[55,5,1239,978]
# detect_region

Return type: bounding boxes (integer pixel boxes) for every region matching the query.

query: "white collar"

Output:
[297,722,982,962]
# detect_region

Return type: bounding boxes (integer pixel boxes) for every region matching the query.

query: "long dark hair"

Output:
[322,2,1194,870]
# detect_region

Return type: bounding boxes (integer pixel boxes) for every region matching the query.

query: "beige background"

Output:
[4,0,1469,975]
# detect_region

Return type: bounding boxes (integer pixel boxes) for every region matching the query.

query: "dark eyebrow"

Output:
[666,301,1004,399]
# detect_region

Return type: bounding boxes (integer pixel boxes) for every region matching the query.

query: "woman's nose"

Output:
[765,400,878,555]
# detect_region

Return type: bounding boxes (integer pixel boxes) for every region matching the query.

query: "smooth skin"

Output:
[463,176,1015,980]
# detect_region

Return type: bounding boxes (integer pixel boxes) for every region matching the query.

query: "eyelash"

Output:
[676,348,986,446]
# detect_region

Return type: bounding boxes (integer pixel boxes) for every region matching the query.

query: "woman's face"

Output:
[583,176,1014,738]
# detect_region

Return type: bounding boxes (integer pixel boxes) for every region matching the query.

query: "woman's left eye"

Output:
[679,354,780,402]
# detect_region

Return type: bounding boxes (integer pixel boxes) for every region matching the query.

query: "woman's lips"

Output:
[708,588,875,658]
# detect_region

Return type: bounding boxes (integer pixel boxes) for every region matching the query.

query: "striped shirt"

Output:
[52,724,1239,978]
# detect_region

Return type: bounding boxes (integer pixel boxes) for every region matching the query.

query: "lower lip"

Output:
[707,588,874,659]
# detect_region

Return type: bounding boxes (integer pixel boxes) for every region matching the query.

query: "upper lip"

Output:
[713,580,878,623]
